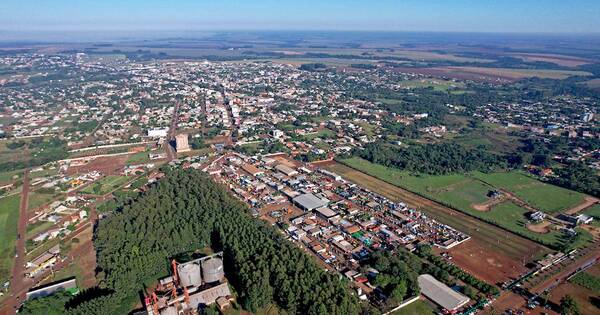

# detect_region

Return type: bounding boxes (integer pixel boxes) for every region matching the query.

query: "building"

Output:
[175,134,190,152]
[418,274,470,312]
[275,164,298,177]
[293,193,328,211]
[148,128,169,138]
[26,278,78,300]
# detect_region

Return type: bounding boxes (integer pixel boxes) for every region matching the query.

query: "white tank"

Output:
[178,263,202,287]
[202,258,224,283]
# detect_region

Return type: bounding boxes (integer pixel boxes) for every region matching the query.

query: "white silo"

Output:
[201,257,224,283]
[178,263,202,287]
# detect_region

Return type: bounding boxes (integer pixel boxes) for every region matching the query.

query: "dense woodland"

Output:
[23,169,359,314]
[357,142,508,175]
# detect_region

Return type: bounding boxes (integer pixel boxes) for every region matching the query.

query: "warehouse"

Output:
[418,274,470,312]
[293,193,328,211]
[275,164,299,177]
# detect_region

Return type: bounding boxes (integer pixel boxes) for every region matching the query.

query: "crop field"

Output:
[472,172,584,213]
[81,175,130,195]
[0,194,21,283]
[442,66,592,80]
[337,158,590,249]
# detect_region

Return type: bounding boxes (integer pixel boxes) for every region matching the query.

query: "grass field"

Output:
[472,172,584,213]
[398,79,465,92]
[126,151,150,165]
[391,299,436,315]
[0,194,21,283]
[335,158,589,249]
[27,191,59,210]
[81,175,130,195]
[325,161,548,260]
[444,66,592,80]
[302,129,336,141]
[0,169,23,184]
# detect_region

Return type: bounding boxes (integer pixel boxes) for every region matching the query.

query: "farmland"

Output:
[0,194,21,283]
[334,157,591,249]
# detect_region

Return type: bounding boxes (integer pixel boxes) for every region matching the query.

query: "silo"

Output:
[201,257,224,283]
[178,263,202,287]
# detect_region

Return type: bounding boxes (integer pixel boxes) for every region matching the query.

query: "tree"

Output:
[560,295,580,315]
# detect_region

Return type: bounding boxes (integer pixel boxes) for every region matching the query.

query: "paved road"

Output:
[1,169,30,315]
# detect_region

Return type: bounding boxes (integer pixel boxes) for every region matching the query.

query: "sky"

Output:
[1,0,599,34]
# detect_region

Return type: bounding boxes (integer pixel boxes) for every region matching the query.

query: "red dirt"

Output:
[447,239,529,285]
[565,196,599,215]
[487,291,557,315]
[66,155,129,175]
[527,221,552,234]
[549,283,600,315]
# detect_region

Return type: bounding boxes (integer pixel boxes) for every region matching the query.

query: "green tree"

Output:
[560,295,580,315]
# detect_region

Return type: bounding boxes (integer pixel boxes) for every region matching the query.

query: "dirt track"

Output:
[565,196,599,215]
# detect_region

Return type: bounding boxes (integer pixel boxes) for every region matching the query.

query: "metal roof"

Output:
[418,274,470,311]
[293,193,328,210]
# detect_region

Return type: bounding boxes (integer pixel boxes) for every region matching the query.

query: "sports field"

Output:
[0,194,21,283]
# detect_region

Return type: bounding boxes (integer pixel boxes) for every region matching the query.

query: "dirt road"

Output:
[1,169,30,315]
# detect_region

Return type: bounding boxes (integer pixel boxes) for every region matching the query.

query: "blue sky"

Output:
[1,0,599,33]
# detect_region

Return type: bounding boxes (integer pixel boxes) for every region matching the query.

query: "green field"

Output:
[27,192,59,210]
[391,300,436,315]
[302,129,336,141]
[81,175,130,195]
[126,151,150,165]
[472,172,584,213]
[338,157,591,249]
[0,194,21,283]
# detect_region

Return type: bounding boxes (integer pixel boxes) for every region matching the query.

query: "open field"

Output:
[126,151,151,165]
[391,299,436,315]
[27,191,58,211]
[549,283,600,315]
[397,78,465,92]
[324,161,548,284]
[336,158,590,249]
[472,172,584,213]
[0,194,21,283]
[66,154,129,175]
[509,53,593,67]
[389,66,592,83]
[443,66,592,80]
[80,175,130,195]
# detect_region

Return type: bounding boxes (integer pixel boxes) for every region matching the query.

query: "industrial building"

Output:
[175,134,191,152]
[418,274,470,312]
[146,252,233,315]
[293,193,328,211]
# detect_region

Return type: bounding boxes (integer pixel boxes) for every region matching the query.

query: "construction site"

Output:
[145,252,234,315]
